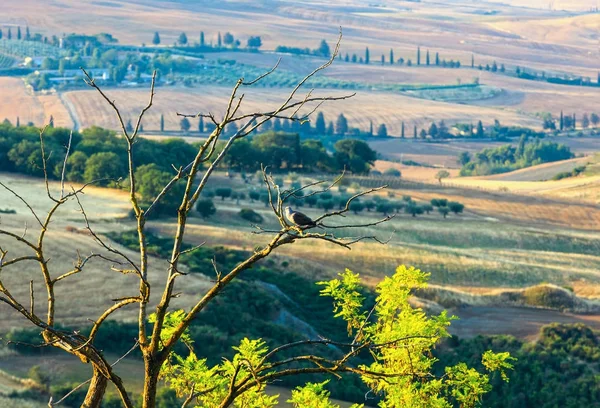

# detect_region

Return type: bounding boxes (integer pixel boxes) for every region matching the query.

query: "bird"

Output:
[284,206,319,228]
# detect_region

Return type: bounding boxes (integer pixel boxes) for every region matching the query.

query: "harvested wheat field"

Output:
[62,85,542,136]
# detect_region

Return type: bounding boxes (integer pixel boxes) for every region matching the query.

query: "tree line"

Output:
[152,30,262,50]
[459,136,574,176]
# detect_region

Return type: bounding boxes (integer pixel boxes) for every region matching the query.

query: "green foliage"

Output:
[461,140,574,176]
[239,208,264,223]
[288,381,363,408]
[136,164,185,216]
[195,199,216,219]
[334,139,377,174]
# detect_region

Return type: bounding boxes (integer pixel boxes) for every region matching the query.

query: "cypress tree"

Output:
[381,54,385,65]
[16,117,20,127]
[417,46,421,65]
[559,110,564,131]
[426,50,430,66]
[152,32,160,45]
[25,26,30,41]
[344,53,349,62]
[160,114,165,132]
[0,29,2,40]
[401,122,405,138]
[435,52,439,66]
[573,113,576,129]
[413,125,417,138]
[17,27,21,40]
[365,47,370,64]
[471,54,474,68]
[200,31,205,47]
[477,120,484,137]
[369,120,373,136]
[390,49,394,65]
[218,32,222,47]
[199,116,204,133]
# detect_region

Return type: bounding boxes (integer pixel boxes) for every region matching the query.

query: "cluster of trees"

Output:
[415,119,545,140]
[28,48,201,90]
[197,186,464,221]
[475,61,506,73]
[516,66,600,88]
[153,30,262,50]
[542,111,600,131]
[338,46,462,68]
[437,323,600,407]
[275,39,332,58]
[460,136,574,176]
[179,111,390,141]
[0,25,46,43]
[224,132,376,174]
[0,123,378,215]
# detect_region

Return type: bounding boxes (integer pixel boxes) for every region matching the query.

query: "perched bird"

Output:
[284,206,318,228]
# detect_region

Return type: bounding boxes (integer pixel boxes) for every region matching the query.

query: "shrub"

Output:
[0,208,16,214]
[522,285,575,311]
[239,208,264,223]
[383,168,401,177]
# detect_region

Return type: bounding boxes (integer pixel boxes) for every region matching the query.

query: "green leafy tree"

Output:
[83,152,125,186]
[136,164,185,215]
[334,139,377,174]
[435,170,450,184]
[349,201,364,214]
[335,113,348,136]
[215,187,233,201]
[317,39,331,57]
[315,112,326,134]
[180,117,191,133]
[247,36,262,49]
[429,122,438,138]
[582,113,590,129]
[458,151,471,166]
[159,267,513,407]
[178,32,188,45]
[55,151,88,182]
[195,199,216,219]
[438,206,450,218]
[448,201,465,214]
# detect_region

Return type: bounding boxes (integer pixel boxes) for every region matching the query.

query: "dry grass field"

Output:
[0,174,213,332]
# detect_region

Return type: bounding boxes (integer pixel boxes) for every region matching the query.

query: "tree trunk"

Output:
[81,367,108,408]
[141,358,161,408]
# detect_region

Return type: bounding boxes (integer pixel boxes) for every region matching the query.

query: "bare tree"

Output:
[0,32,393,407]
